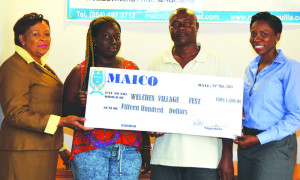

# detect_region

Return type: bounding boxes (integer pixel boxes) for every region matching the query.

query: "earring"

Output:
[276,41,278,43]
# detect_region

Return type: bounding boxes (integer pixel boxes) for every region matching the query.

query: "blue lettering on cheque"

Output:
[107,73,158,86]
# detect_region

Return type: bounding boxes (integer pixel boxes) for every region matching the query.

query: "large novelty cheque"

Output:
[84,67,243,139]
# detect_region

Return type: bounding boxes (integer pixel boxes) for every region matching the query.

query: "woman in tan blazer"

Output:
[0,13,92,180]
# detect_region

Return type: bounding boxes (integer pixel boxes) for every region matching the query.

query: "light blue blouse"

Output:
[243,49,300,145]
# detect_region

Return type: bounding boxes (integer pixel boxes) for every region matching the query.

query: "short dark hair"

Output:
[13,13,50,46]
[250,11,282,34]
[170,8,197,23]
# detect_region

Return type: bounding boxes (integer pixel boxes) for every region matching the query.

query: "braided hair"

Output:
[81,16,121,91]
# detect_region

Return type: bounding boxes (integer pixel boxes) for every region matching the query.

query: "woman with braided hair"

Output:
[63,16,150,179]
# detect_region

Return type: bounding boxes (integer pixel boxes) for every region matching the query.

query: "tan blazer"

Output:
[0,52,63,150]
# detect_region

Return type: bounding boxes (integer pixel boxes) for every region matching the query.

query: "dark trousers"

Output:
[238,133,297,180]
[150,165,219,180]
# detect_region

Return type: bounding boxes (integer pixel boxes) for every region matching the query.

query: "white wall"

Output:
[1,0,300,162]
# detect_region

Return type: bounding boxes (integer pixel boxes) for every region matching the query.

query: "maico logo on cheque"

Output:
[107,73,158,86]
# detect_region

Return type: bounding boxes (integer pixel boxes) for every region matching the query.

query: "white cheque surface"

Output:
[85,67,243,139]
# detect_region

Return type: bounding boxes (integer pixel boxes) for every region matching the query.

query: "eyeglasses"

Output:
[170,21,194,29]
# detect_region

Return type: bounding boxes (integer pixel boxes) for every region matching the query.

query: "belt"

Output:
[243,127,264,136]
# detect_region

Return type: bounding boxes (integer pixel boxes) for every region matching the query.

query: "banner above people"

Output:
[67,0,300,23]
